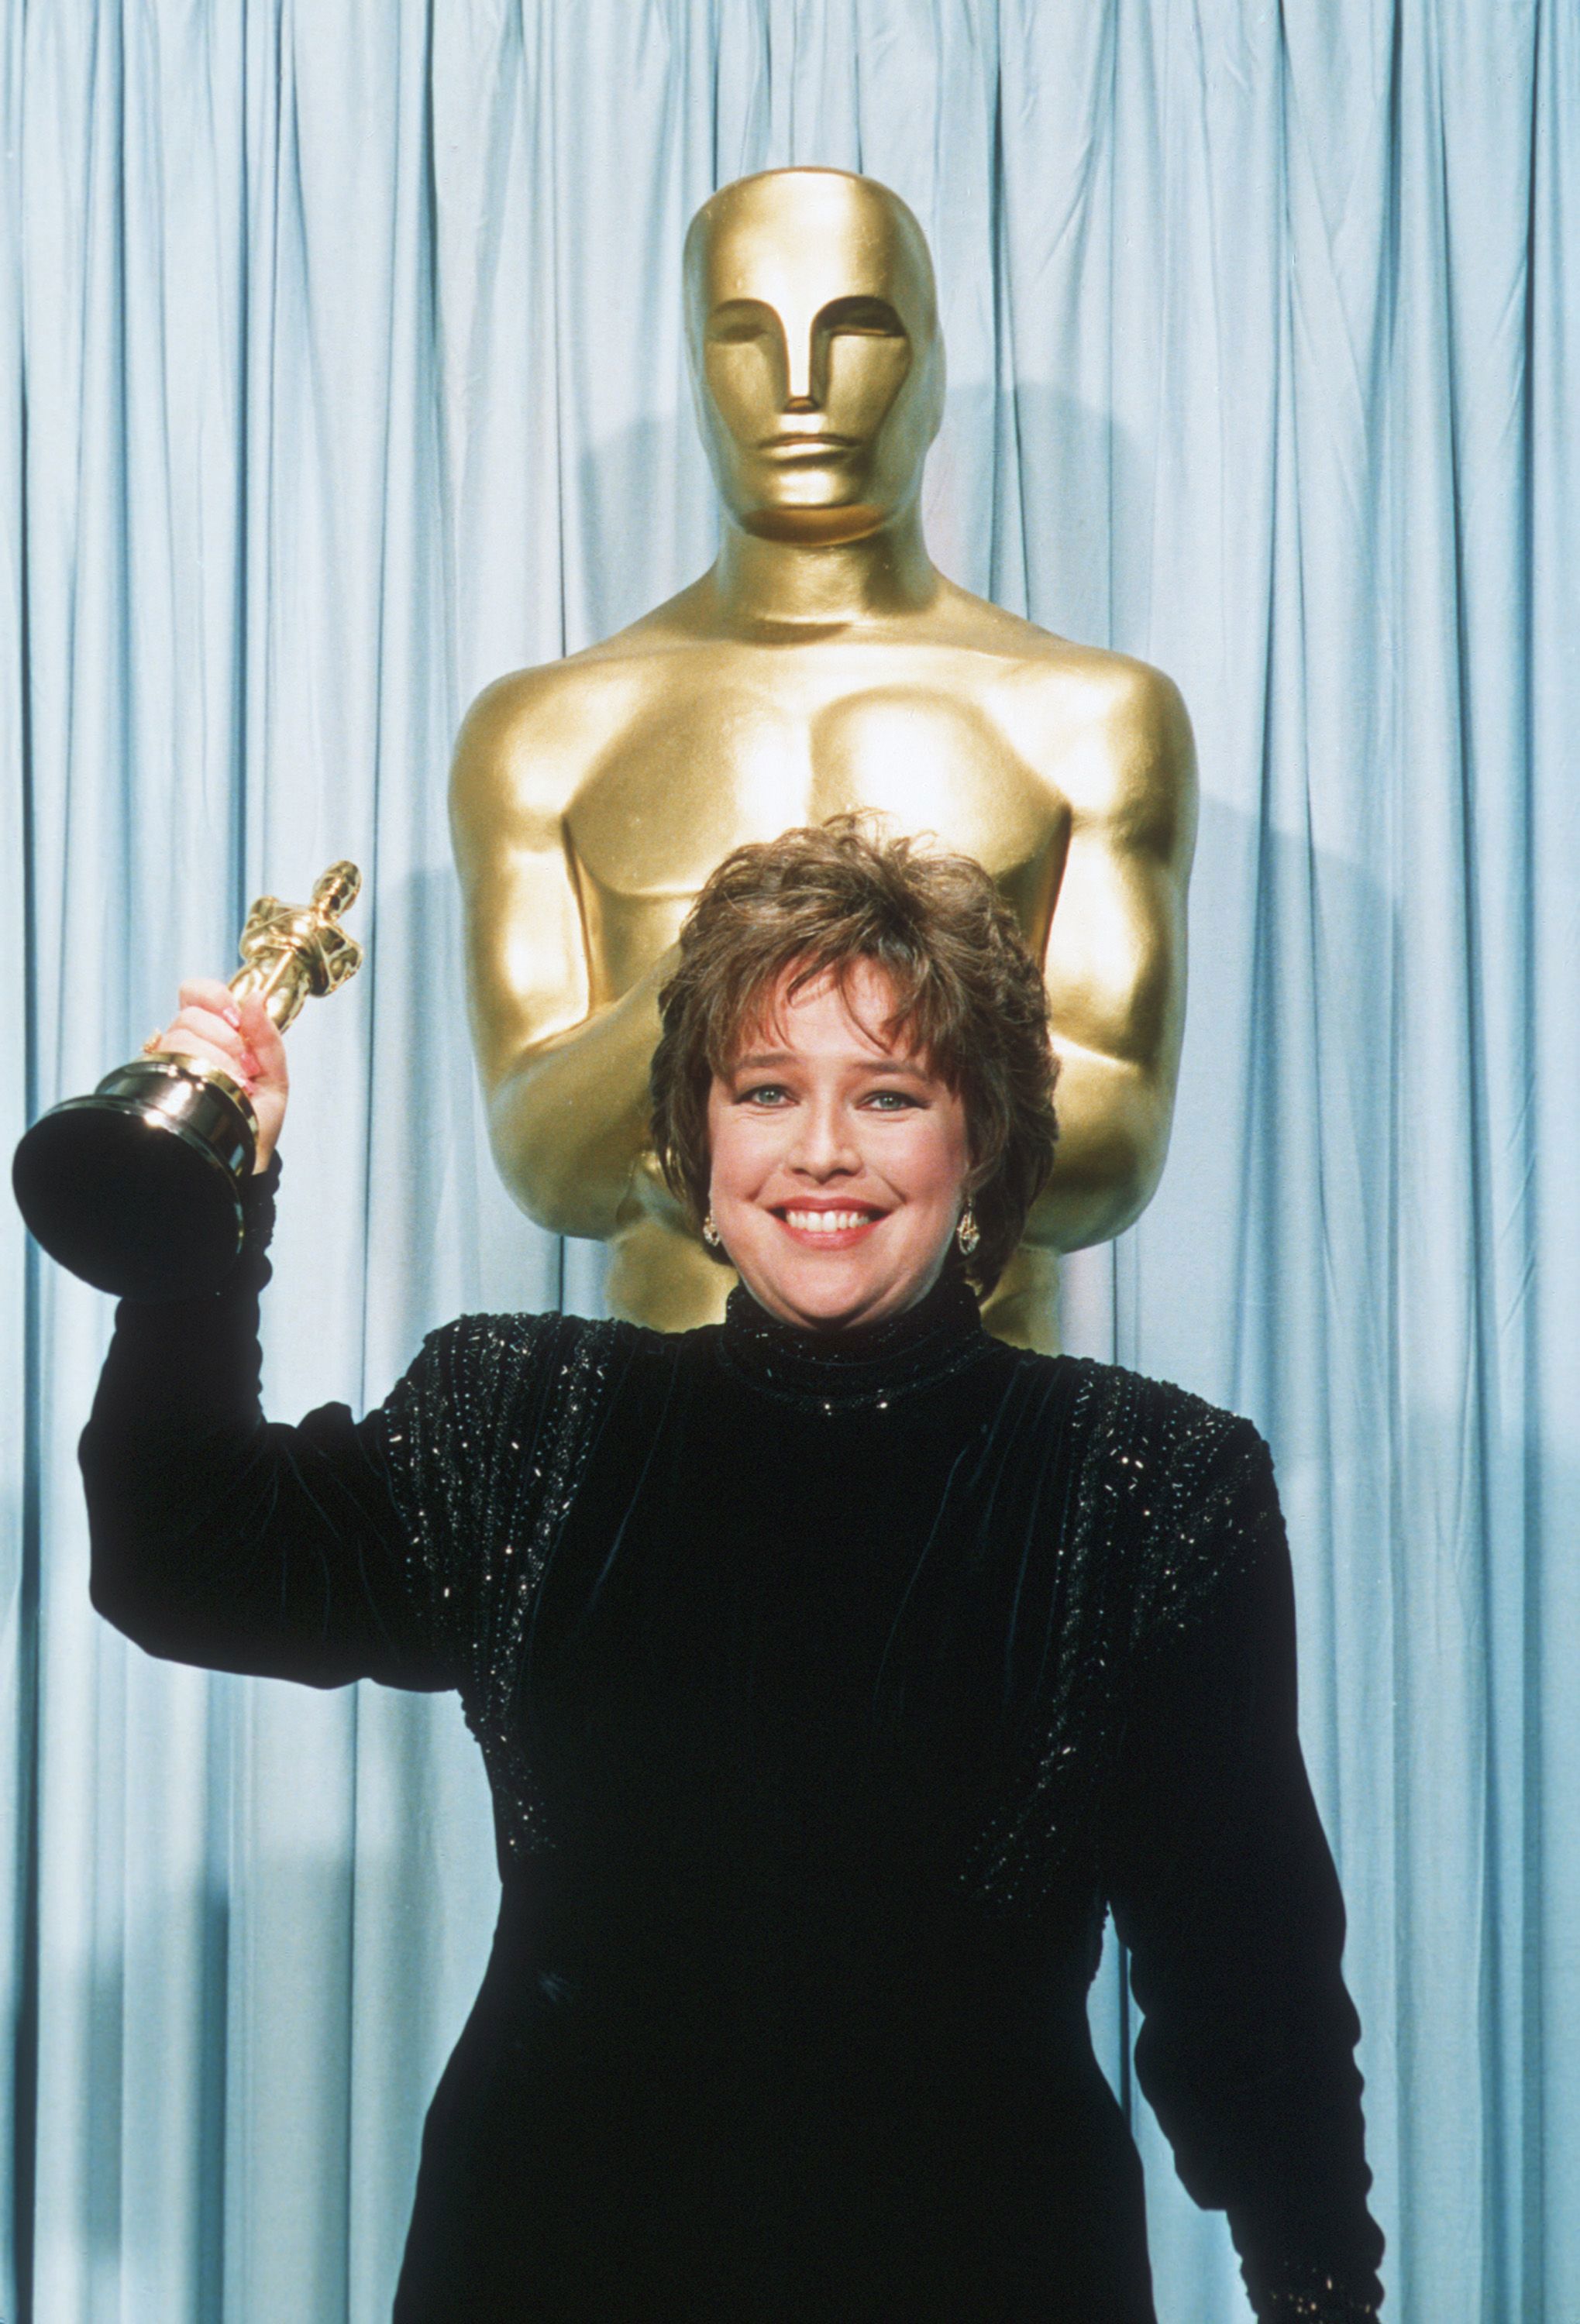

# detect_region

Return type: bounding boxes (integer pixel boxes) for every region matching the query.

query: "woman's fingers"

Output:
[170,1002,249,1049]
[163,1003,260,1085]
[230,995,290,1171]
[156,1028,253,1086]
[234,993,287,1085]
[177,975,240,1017]
[153,980,291,1171]
[223,999,288,1171]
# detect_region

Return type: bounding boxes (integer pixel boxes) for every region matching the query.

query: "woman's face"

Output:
[706,961,973,1332]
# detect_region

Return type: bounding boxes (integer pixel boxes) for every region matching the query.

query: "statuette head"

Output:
[683,168,945,545]
[312,861,361,916]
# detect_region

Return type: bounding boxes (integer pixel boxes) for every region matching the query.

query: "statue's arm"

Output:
[238,898,284,946]
[449,675,678,1242]
[1028,664,1197,1253]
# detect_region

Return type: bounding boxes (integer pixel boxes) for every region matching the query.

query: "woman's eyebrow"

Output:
[729,1049,932,1079]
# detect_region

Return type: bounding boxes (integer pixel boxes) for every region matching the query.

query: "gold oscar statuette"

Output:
[12,862,363,1301]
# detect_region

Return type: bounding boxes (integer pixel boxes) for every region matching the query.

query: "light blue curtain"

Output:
[3,3,1575,2318]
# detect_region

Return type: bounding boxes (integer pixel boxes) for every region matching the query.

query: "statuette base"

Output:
[13,1057,257,1301]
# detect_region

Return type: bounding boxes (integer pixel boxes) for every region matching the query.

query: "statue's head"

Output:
[683,169,944,544]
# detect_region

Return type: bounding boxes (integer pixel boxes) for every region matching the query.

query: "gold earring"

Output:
[956,1206,980,1258]
[701,1211,722,1249]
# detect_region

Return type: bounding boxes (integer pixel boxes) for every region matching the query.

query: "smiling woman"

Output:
[707,974,976,1326]
[650,814,1061,1322]
[703,956,973,1329]
[81,818,1383,2321]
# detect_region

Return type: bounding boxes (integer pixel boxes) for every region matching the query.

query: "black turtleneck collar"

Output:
[716,1259,993,1413]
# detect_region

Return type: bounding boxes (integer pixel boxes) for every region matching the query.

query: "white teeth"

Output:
[783,1209,875,1234]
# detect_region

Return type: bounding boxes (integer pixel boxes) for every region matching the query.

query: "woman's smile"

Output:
[773,1201,887,1248]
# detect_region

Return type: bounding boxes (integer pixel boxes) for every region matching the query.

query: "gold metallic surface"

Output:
[115,860,364,1148]
[227,860,365,1032]
[134,862,363,1137]
[123,1050,259,1143]
[156,858,364,1117]
[13,865,363,1299]
[451,170,1196,1351]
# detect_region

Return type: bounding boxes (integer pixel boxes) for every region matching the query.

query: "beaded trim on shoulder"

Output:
[961,1362,1280,1910]
[377,1310,623,1861]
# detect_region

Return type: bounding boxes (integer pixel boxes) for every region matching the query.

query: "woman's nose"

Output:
[788,1100,859,1176]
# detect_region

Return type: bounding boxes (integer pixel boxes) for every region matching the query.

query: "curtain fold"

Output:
[3,3,1575,2316]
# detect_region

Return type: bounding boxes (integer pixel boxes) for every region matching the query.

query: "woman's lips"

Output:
[772,1204,886,1250]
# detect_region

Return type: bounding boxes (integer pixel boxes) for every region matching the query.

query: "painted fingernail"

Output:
[222,1004,241,1028]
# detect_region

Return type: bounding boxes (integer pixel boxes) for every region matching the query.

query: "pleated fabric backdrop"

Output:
[2,3,1577,2317]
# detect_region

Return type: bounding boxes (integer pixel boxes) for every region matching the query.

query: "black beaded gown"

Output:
[80,1164,1384,2322]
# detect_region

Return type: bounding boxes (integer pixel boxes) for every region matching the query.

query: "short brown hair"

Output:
[649,817,1058,1293]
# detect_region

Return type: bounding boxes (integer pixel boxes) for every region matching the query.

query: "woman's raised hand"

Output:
[148,980,289,1171]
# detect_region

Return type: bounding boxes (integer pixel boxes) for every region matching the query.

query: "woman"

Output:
[82,820,1384,2322]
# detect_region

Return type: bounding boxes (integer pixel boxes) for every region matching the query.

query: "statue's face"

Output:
[684,170,944,544]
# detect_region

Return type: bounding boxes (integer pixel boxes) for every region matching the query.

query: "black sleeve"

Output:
[82,1160,479,1692]
[1107,1418,1386,2322]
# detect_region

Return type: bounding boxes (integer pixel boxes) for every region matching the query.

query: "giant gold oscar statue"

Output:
[451,169,1196,1349]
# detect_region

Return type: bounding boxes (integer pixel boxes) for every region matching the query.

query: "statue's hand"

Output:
[238,896,284,944]
[318,933,364,990]
[625,1148,696,1235]
[149,978,290,1171]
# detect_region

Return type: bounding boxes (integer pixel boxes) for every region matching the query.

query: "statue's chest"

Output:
[564,676,1069,995]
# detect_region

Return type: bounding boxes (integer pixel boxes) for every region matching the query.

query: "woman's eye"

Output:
[863,1089,920,1111]
[739,1084,790,1107]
